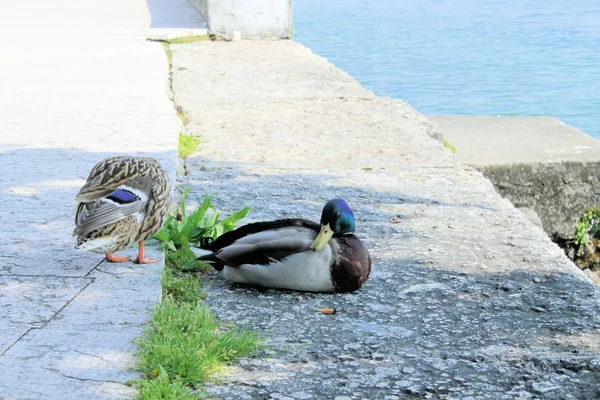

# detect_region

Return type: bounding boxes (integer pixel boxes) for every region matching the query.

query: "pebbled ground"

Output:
[171,40,600,399]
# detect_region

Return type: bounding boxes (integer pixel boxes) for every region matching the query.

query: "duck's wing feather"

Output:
[206,218,319,251]
[74,196,144,236]
[75,157,149,203]
[200,219,320,268]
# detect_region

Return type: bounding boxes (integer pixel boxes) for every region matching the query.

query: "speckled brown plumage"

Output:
[74,156,171,264]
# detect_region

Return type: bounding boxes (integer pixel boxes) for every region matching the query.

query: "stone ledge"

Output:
[430,115,600,240]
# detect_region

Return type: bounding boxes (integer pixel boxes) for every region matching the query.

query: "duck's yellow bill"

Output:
[310,223,334,251]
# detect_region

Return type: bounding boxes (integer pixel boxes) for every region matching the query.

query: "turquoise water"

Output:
[293,0,600,139]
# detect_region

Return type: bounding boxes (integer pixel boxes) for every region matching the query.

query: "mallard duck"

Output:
[73,156,171,264]
[197,199,371,293]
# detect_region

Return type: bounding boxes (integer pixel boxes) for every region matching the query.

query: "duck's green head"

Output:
[310,198,356,251]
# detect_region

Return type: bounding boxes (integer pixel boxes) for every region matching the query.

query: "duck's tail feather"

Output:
[190,247,224,271]
[190,247,213,258]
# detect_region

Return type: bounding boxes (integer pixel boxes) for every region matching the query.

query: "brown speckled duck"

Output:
[73,156,171,264]
[197,199,371,293]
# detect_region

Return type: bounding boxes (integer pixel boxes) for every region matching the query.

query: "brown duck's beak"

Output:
[310,223,334,251]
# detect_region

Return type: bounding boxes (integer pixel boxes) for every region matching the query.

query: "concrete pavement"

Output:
[0,0,204,398]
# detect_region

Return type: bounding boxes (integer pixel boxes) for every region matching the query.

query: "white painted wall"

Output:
[189,0,292,39]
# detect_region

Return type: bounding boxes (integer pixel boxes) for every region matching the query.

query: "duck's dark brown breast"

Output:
[331,235,372,293]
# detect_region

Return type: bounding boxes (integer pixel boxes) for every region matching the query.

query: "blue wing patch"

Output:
[106,189,140,204]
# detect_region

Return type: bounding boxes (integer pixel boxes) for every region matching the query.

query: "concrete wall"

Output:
[430,116,600,241]
[478,161,600,241]
[190,0,208,25]
[189,0,292,39]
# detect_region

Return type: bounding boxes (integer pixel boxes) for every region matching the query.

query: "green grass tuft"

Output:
[162,268,205,303]
[161,42,172,67]
[135,296,262,387]
[134,190,254,398]
[165,35,210,45]
[443,140,457,154]
[135,366,195,400]
[178,133,201,159]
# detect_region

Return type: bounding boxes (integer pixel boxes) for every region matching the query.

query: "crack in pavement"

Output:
[61,374,128,385]
[1,277,96,356]
[83,259,108,278]
[0,274,96,279]
[72,349,111,363]
[91,267,122,279]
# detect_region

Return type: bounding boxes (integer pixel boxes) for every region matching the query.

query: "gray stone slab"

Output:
[0,329,138,400]
[0,276,91,353]
[0,382,133,400]
[0,95,175,117]
[0,325,29,357]
[172,41,600,399]
[47,248,162,333]
[1,0,205,40]
[1,113,180,152]
[429,115,600,165]
[202,269,600,398]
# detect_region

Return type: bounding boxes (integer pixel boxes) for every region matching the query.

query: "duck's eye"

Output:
[335,211,341,219]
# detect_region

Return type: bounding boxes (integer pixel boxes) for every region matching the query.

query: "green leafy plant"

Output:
[443,140,457,154]
[153,190,250,271]
[134,365,194,400]
[574,207,600,248]
[178,132,201,159]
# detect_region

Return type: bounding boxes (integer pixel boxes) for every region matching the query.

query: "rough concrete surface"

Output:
[430,116,600,240]
[429,116,600,166]
[0,0,191,398]
[171,41,600,399]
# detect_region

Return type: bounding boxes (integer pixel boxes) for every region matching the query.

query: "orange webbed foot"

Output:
[132,240,160,264]
[132,256,161,264]
[105,253,131,263]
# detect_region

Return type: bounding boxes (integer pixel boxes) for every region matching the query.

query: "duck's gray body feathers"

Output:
[198,218,371,293]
